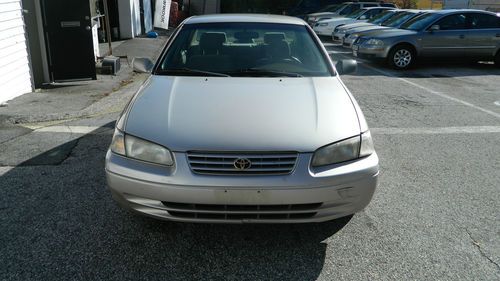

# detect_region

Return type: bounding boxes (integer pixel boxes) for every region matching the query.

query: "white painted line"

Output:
[0,166,14,176]
[334,52,500,119]
[371,126,500,135]
[32,125,112,134]
[494,101,500,106]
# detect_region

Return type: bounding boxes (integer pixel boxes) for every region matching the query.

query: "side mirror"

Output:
[336,59,357,75]
[429,25,440,32]
[132,57,154,73]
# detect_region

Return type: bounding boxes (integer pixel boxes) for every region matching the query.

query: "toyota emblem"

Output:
[234,158,252,170]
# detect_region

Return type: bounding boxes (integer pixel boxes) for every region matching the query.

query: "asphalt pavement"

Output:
[0,41,499,280]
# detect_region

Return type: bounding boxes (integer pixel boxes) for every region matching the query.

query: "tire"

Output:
[387,45,416,70]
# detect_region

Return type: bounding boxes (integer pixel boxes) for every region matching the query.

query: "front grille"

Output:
[187,151,298,175]
[162,201,322,220]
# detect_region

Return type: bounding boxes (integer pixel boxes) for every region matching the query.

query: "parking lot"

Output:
[1,39,499,280]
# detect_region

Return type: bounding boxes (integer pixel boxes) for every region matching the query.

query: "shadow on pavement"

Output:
[0,123,351,280]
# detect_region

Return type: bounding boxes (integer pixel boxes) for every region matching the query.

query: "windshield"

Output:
[382,12,418,27]
[347,9,366,19]
[156,23,332,77]
[318,4,340,13]
[400,13,441,30]
[367,10,395,24]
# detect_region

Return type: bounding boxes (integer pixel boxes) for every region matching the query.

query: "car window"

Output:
[367,10,395,24]
[347,8,367,19]
[157,22,332,77]
[339,4,360,15]
[435,14,467,30]
[400,13,441,31]
[382,12,412,27]
[467,13,500,29]
[360,9,384,20]
[381,3,397,7]
[363,4,378,7]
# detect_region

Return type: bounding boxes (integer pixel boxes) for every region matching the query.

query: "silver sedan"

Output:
[352,10,500,69]
[105,14,379,223]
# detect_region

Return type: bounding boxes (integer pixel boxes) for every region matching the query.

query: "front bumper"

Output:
[352,43,390,59]
[105,151,379,223]
[314,25,334,36]
[332,32,345,44]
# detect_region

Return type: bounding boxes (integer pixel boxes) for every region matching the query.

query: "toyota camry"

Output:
[105,14,379,223]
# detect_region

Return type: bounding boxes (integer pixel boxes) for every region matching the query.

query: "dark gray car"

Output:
[352,9,500,69]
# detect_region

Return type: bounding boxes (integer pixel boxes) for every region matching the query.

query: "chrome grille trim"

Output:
[187,151,298,175]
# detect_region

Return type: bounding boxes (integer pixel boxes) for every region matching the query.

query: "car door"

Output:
[419,13,468,58]
[464,12,500,59]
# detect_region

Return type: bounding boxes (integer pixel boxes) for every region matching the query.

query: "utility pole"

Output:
[103,0,113,55]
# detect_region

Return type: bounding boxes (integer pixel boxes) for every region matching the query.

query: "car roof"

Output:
[363,7,395,10]
[433,9,498,15]
[184,14,306,26]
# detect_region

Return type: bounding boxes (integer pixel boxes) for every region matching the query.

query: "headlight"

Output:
[110,129,174,166]
[319,23,329,27]
[339,29,346,34]
[365,38,384,46]
[311,131,374,167]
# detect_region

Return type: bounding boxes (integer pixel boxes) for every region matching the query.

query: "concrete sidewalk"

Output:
[0,36,168,128]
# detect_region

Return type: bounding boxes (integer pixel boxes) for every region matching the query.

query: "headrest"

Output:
[264,32,286,44]
[199,32,227,50]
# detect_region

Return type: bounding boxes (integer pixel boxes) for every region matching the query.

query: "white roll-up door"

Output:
[0,0,33,104]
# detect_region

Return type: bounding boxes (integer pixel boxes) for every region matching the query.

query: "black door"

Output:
[41,0,96,81]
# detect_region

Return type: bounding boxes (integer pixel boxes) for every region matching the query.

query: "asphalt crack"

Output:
[465,228,500,271]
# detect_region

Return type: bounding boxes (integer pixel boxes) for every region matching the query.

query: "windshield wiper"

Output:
[156,68,230,77]
[229,68,303,77]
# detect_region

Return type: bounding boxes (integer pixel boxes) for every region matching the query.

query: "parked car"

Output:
[332,9,400,43]
[351,10,500,69]
[342,10,428,48]
[306,2,396,26]
[289,0,346,19]
[314,7,395,36]
[106,14,379,223]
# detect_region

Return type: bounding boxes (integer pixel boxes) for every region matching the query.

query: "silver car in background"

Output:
[342,10,428,48]
[352,9,500,69]
[106,14,379,223]
[332,9,400,44]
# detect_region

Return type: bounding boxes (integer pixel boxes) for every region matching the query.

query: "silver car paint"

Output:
[124,76,361,152]
[106,14,378,223]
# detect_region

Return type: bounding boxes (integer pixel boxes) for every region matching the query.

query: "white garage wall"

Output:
[0,0,33,104]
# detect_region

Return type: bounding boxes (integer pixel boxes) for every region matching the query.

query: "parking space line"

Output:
[25,125,112,135]
[335,52,500,119]
[371,126,500,135]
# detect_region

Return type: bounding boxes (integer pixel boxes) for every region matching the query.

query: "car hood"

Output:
[322,17,350,24]
[124,76,361,152]
[340,22,374,30]
[308,12,338,17]
[350,25,388,34]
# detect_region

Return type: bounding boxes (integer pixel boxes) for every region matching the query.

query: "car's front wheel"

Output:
[387,45,415,70]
